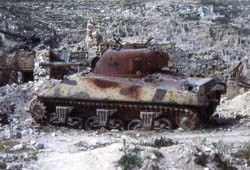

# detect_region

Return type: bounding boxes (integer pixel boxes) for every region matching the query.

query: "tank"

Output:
[29,48,226,130]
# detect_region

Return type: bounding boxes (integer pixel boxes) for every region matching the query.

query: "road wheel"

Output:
[155,117,173,130]
[176,109,200,130]
[84,116,99,130]
[108,119,124,130]
[128,119,143,130]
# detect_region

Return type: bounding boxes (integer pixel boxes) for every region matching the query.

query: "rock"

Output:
[12,144,24,151]
[36,143,44,150]
[120,135,126,139]
[7,164,22,170]
[151,154,157,160]
[74,141,85,148]
[23,152,29,160]
[4,154,16,162]
[204,147,211,152]
[0,161,6,169]
[15,131,22,139]
[30,140,36,145]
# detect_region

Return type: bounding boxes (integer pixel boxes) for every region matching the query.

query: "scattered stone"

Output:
[51,132,56,137]
[74,141,86,148]
[30,140,36,145]
[204,147,212,152]
[35,143,44,150]
[141,137,176,148]
[194,150,207,167]
[7,164,22,170]
[15,132,22,139]
[0,161,6,169]
[12,144,24,151]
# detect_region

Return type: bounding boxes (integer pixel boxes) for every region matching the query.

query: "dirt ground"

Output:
[26,92,250,170]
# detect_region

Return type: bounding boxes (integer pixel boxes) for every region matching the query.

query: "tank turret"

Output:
[94,49,168,76]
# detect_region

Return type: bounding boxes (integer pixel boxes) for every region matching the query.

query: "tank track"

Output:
[33,97,202,130]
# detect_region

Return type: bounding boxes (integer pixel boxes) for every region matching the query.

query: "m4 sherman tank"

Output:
[29,48,226,131]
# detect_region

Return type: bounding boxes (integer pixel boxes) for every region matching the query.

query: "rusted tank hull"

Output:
[30,72,224,131]
[41,75,215,107]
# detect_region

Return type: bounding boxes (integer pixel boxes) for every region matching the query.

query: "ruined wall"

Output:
[33,45,51,82]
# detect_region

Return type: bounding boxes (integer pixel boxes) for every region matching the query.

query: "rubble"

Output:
[35,143,44,150]
[33,45,51,82]
[216,91,250,118]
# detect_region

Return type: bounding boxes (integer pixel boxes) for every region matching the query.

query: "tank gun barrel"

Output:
[39,61,89,68]
[0,29,27,40]
[0,29,41,43]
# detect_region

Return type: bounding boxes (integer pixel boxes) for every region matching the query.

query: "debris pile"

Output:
[218,91,250,117]
[33,45,51,82]
[0,82,34,125]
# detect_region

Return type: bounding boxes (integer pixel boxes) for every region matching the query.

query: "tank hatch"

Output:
[94,49,168,76]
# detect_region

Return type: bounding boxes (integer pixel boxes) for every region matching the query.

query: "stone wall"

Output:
[33,45,51,82]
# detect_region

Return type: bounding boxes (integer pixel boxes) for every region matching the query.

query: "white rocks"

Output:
[2,129,22,140]
[216,91,250,117]
[51,132,57,137]
[12,144,24,151]
[30,140,36,145]
[204,147,212,152]
[33,45,51,82]
[150,153,157,160]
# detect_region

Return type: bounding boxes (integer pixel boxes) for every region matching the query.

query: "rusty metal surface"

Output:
[94,49,168,76]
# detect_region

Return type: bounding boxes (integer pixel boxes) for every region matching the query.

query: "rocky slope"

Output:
[1,0,250,77]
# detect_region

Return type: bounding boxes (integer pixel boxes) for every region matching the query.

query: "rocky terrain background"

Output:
[0,0,249,169]
[1,0,250,73]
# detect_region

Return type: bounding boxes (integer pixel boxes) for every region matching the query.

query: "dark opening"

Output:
[22,71,34,83]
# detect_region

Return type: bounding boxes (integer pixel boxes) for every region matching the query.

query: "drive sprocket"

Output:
[29,98,47,123]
